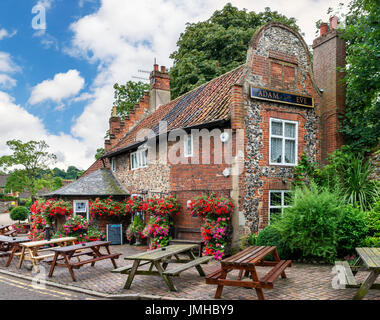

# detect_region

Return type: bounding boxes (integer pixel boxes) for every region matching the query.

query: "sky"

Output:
[0,0,348,170]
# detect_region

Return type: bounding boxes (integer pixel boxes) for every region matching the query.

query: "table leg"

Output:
[250,266,265,300]
[215,269,227,299]
[29,248,39,273]
[6,244,18,267]
[48,252,59,278]
[105,244,118,269]
[18,246,26,269]
[63,253,76,282]
[154,261,177,292]
[272,248,287,279]
[186,251,206,277]
[124,260,140,289]
[353,270,379,300]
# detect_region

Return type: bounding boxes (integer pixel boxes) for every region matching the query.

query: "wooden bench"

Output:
[111,261,152,274]
[170,227,203,256]
[163,256,212,277]
[18,237,77,272]
[335,261,358,288]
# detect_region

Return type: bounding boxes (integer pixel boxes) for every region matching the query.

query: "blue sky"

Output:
[0,0,347,170]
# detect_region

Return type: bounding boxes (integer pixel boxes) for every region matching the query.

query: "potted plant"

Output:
[126,215,145,245]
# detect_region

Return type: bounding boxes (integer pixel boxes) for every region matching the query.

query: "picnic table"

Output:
[335,247,380,299]
[0,235,31,267]
[48,241,121,281]
[0,224,17,237]
[206,246,292,300]
[113,244,212,291]
[18,236,77,272]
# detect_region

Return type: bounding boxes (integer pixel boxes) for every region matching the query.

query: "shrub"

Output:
[53,215,89,243]
[363,201,380,247]
[127,215,146,243]
[274,184,340,263]
[256,225,292,260]
[336,205,369,256]
[10,206,29,222]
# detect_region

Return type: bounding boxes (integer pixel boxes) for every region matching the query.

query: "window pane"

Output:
[283,192,292,206]
[75,202,87,213]
[270,208,282,223]
[285,123,296,138]
[271,121,283,136]
[270,192,282,206]
[271,138,282,163]
[285,140,296,164]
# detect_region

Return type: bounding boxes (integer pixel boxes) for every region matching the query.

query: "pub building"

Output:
[51,18,346,249]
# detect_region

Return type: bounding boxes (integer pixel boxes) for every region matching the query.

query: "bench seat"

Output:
[335,261,358,288]
[69,253,121,269]
[111,260,152,274]
[44,251,95,264]
[260,260,292,285]
[163,256,212,277]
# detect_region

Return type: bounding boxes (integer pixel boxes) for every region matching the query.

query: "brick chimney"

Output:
[312,16,346,163]
[149,63,170,112]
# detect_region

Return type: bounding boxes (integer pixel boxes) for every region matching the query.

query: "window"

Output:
[111,158,116,172]
[184,134,193,157]
[130,149,148,170]
[74,200,89,221]
[269,118,298,165]
[269,191,291,224]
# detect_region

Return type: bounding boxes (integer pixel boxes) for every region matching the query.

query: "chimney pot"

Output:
[320,22,328,36]
[329,16,339,30]
[154,64,159,71]
[161,66,166,73]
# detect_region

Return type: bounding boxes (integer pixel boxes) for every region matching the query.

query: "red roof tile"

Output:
[107,65,245,155]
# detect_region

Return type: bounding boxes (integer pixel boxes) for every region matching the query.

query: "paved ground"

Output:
[0,244,379,300]
[0,273,97,300]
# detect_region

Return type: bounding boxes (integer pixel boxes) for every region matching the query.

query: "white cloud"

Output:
[0,74,17,89]
[0,28,16,40]
[0,52,20,74]
[0,90,93,169]
[29,69,85,105]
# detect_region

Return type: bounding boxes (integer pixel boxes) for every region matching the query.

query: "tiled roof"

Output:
[106,65,245,155]
[44,168,128,197]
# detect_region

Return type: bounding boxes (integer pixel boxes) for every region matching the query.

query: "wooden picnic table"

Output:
[48,241,121,281]
[0,224,17,237]
[113,244,212,291]
[206,246,292,300]
[18,236,77,272]
[0,235,31,267]
[352,247,380,300]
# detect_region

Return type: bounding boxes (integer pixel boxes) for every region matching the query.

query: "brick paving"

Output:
[0,244,379,300]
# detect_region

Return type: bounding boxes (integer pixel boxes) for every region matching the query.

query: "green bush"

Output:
[336,205,368,256]
[10,206,29,222]
[363,201,380,247]
[274,184,340,263]
[256,225,292,260]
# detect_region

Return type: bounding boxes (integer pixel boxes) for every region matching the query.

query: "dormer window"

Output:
[111,158,116,172]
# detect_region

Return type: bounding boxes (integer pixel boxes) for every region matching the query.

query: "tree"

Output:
[95,148,105,160]
[339,0,380,153]
[0,140,57,200]
[169,4,300,99]
[113,81,150,118]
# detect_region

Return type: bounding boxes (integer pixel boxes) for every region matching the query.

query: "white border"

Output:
[73,200,89,222]
[268,190,291,224]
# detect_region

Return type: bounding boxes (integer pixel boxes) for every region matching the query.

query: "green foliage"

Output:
[363,201,380,246]
[293,150,379,211]
[256,225,293,260]
[169,4,300,99]
[51,177,63,191]
[336,205,369,256]
[128,215,145,233]
[95,148,105,160]
[274,184,340,263]
[10,206,29,222]
[0,140,57,199]
[339,0,380,152]
[113,81,150,118]
[248,233,256,246]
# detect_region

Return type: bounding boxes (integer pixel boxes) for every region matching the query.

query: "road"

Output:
[0,273,99,300]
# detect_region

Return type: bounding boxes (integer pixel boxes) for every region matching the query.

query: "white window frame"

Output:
[184,134,193,157]
[111,158,116,172]
[73,200,89,221]
[268,190,291,224]
[130,148,148,170]
[269,118,298,166]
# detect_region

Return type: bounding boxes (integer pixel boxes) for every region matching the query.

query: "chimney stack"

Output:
[320,22,328,36]
[149,62,170,112]
[312,16,346,163]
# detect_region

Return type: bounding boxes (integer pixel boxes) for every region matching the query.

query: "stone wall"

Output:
[241,24,321,234]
